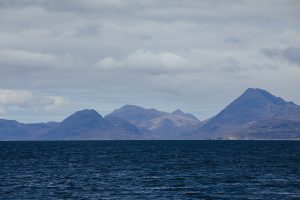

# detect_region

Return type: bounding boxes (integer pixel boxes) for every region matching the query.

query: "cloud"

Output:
[41,96,70,111]
[95,56,122,69]
[261,46,300,66]
[0,89,32,105]
[0,0,300,121]
[0,89,32,114]
[0,89,70,115]
[282,47,300,66]
[224,37,241,44]
[0,49,58,69]
[95,49,188,74]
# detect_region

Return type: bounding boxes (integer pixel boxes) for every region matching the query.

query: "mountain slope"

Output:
[189,88,300,139]
[172,109,199,121]
[0,119,29,140]
[227,119,300,140]
[108,105,200,138]
[0,119,59,140]
[107,105,166,127]
[40,109,143,140]
[104,115,142,136]
[141,113,200,139]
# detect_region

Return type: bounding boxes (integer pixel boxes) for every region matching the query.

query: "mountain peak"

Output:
[172,109,185,115]
[243,88,273,97]
[122,104,144,109]
[240,88,286,106]
[61,109,105,127]
[245,87,265,92]
[73,109,99,115]
[193,88,300,138]
[171,109,200,121]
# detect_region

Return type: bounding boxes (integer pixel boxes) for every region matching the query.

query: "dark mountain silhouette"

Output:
[188,88,300,139]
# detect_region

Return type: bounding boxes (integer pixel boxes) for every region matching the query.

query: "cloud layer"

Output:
[0,0,299,122]
[95,49,189,74]
[0,89,69,119]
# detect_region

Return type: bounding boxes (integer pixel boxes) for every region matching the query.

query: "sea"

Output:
[0,140,299,200]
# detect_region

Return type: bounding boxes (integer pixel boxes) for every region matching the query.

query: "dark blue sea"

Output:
[0,141,299,199]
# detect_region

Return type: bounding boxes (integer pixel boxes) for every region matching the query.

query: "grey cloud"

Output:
[0,89,69,115]
[261,48,280,58]
[0,0,299,122]
[0,49,58,67]
[221,57,244,73]
[0,49,85,77]
[224,37,241,44]
[282,47,300,65]
[262,47,300,66]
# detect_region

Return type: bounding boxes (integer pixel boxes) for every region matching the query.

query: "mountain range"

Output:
[1,88,300,140]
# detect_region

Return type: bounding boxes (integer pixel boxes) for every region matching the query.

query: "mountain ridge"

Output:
[0,88,300,140]
[107,105,201,139]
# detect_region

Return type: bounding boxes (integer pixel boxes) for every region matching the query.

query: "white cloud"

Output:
[0,89,32,114]
[95,56,121,69]
[0,89,70,115]
[95,49,188,74]
[0,89,32,105]
[41,96,70,111]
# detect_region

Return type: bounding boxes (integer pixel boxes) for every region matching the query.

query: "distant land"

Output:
[1,88,300,140]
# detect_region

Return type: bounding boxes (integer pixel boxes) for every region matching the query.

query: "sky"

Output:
[0,0,299,123]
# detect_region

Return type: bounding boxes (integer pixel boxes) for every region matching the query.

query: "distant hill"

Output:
[0,119,30,140]
[172,109,199,121]
[0,119,58,140]
[187,88,300,139]
[107,105,167,127]
[39,109,143,140]
[107,105,200,139]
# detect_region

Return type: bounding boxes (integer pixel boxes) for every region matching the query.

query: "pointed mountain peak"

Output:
[61,109,105,126]
[243,88,270,95]
[196,88,299,136]
[239,88,286,105]
[172,109,185,115]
